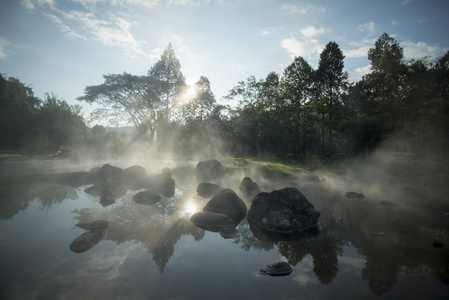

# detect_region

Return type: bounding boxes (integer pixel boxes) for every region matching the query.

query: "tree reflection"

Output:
[74,191,205,273]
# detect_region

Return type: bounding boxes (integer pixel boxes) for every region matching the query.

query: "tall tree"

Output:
[148,43,186,122]
[366,33,407,150]
[281,56,314,154]
[184,76,216,123]
[316,41,348,153]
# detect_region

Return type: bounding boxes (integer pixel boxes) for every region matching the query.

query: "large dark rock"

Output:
[124,165,147,190]
[196,159,224,181]
[144,172,175,197]
[239,177,261,200]
[197,182,224,198]
[203,188,247,225]
[96,164,127,189]
[247,187,320,241]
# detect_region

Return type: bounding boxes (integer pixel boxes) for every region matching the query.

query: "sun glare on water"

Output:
[183,201,198,217]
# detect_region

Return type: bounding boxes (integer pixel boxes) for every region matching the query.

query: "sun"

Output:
[185,85,198,99]
[182,201,198,217]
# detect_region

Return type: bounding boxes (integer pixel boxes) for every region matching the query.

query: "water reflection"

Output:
[0,168,448,298]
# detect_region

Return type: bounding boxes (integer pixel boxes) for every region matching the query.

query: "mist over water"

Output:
[0,145,448,299]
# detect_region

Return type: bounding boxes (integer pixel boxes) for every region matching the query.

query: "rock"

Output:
[132,190,162,205]
[124,165,147,190]
[97,164,127,189]
[197,182,224,198]
[190,211,235,231]
[75,220,109,231]
[86,164,128,201]
[69,230,106,253]
[239,177,261,200]
[259,261,293,276]
[247,187,320,240]
[144,173,175,197]
[203,188,247,224]
[196,159,224,181]
[345,192,365,199]
[432,239,445,248]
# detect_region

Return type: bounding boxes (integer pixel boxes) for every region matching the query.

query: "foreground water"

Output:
[0,159,448,299]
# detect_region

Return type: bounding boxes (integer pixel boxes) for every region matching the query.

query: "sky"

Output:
[0,0,448,124]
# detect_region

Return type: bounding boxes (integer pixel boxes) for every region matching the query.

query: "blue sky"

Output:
[1,0,448,122]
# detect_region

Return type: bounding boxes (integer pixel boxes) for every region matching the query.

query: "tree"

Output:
[78,72,164,141]
[148,43,186,122]
[316,41,348,153]
[184,76,216,123]
[37,93,86,151]
[281,56,315,154]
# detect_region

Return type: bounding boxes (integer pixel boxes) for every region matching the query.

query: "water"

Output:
[0,162,448,300]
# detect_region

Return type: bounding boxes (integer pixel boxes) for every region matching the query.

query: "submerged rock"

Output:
[197,182,224,198]
[70,230,106,253]
[239,177,261,200]
[203,188,247,225]
[75,220,109,231]
[196,159,224,181]
[247,187,320,240]
[259,261,293,276]
[132,190,162,205]
[345,192,365,199]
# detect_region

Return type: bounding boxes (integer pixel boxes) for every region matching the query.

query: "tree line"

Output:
[1,33,448,158]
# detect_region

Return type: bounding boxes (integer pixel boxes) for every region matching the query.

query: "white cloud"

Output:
[391,20,398,25]
[281,26,326,60]
[356,22,375,36]
[0,37,12,59]
[60,10,147,57]
[349,64,371,82]
[282,3,325,14]
[300,26,326,37]
[344,38,376,58]
[281,36,323,60]
[45,13,87,39]
[400,0,411,5]
[401,40,448,59]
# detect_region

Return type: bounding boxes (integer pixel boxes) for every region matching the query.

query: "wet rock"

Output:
[144,173,175,197]
[239,177,261,200]
[197,182,224,198]
[259,261,293,276]
[190,211,235,231]
[345,192,365,199]
[124,165,147,190]
[97,164,127,189]
[132,190,162,205]
[196,159,224,181]
[247,187,320,240]
[203,188,247,224]
[70,230,106,253]
[75,220,109,231]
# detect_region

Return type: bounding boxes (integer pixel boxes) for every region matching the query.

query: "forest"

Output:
[1,33,448,160]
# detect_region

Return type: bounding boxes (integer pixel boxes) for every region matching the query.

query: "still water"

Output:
[0,160,448,300]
